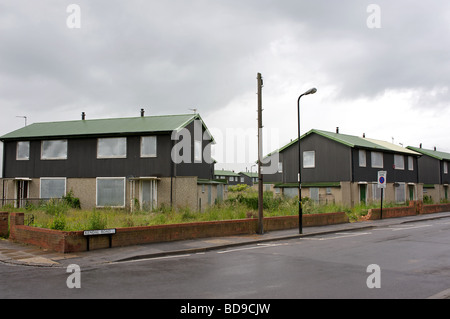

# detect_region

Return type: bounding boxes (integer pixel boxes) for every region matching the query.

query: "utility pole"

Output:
[257,73,264,235]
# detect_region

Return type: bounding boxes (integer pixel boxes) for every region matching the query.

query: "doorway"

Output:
[15,179,29,208]
[359,184,367,205]
[408,185,415,201]
[140,179,157,211]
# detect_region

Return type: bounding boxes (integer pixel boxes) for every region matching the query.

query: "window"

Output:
[229,177,234,182]
[41,140,67,160]
[371,152,383,168]
[372,183,382,201]
[194,140,202,162]
[444,162,448,174]
[97,137,126,158]
[395,183,406,203]
[408,156,414,171]
[359,150,366,167]
[394,155,404,170]
[303,151,315,168]
[40,178,66,199]
[240,177,244,183]
[96,178,125,207]
[278,162,283,173]
[310,188,319,202]
[141,136,157,157]
[17,141,30,160]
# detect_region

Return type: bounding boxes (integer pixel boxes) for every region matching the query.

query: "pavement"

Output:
[1,211,450,269]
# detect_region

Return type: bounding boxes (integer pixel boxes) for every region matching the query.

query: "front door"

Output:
[360,184,367,205]
[140,180,157,211]
[409,185,415,201]
[16,180,29,208]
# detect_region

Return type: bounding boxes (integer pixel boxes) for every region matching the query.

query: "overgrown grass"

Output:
[7,188,403,231]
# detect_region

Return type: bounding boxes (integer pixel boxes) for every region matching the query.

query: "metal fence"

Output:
[0,198,60,210]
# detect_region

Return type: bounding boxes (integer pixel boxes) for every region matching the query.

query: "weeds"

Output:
[18,188,402,231]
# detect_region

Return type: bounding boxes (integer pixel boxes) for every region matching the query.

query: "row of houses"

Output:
[262,128,450,206]
[1,112,449,211]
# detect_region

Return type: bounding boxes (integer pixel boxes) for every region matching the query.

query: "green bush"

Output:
[228,184,249,192]
[87,210,108,230]
[42,199,69,216]
[50,213,66,231]
[62,190,81,209]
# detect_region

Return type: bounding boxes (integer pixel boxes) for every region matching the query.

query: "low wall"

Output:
[0,212,8,237]
[365,203,417,220]
[6,211,348,253]
[364,200,450,220]
[421,203,450,215]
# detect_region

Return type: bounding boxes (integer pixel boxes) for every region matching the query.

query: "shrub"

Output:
[228,184,249,192]
[87,210,108,230]
[50,213,66,231]
[62,190,81,209]
[42,199,69,216]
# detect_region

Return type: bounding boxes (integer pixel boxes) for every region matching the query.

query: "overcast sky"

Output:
[1,0,450,172]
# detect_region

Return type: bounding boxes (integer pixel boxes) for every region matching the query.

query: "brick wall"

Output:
[0,212,8,237]
[5,211,349,253]
[421,203,450,214]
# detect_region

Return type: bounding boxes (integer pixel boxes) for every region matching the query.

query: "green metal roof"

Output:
[239,171,258,178]
[0,113,213,141]
[307,129,392,151]
[272,129,421,156]
[407,146,450,161]
[214,170,240,177]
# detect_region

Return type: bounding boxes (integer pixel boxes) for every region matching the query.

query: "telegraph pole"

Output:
[257,73,264,234]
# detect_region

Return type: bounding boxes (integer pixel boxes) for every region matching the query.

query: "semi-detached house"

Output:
[264,129,423,207]
[0,112,223,211]
[407,146,450,203]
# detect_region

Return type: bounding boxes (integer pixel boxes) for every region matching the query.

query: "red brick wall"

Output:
[6,211,349,253]
[421,203,450,214]
[0,212,8,237]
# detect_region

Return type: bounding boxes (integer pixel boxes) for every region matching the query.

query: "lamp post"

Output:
[297,88,317,234]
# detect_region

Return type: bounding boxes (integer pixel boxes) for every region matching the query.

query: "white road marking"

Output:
[390,225,432,231]
[217,243,285,254]
[302,232,371,241]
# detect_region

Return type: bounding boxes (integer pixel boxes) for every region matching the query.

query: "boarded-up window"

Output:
[371,152,383,168]
[303,151,315,168]
[97,138,126,158]
[40,178,66,199]
[97,178,125,207]
[141,136,157,157]
[17,141,30,160]
[41,140,67,160]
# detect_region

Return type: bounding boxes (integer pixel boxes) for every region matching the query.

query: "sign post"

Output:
[377,171,387,219]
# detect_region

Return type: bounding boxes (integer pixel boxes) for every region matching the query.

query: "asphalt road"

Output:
[1,217,450,300]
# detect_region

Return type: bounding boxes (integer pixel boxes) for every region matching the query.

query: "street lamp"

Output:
[297,88,317,234]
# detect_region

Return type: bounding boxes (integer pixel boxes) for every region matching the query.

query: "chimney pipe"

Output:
[420,143,422,148]
[363,133,366,138]
[81,112,85,120]
[141,108,145,117]
[336,127,339,134]
[434,146,437,151]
